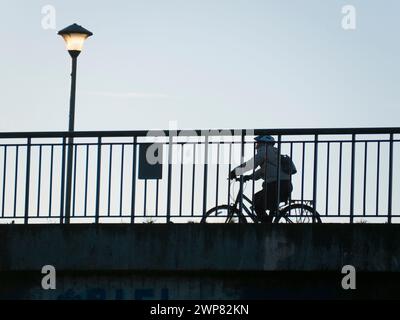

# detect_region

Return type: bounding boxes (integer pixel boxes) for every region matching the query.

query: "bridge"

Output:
[0,127,400,299]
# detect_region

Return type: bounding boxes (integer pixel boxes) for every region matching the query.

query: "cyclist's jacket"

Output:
[233,144,291,183]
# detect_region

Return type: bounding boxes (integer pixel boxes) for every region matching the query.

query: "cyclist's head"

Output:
[254,135,275,146]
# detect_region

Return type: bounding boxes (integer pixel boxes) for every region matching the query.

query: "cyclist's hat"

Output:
[254,135,275,145]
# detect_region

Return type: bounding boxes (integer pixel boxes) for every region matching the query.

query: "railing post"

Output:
[64,133,74,224]
[276,135,282,213]
[2,146,7,218]
[375,142,381,216]
[300,142,305,210]
[59,137,66,224]
[312,134,318,223]
[13,146,20,218]
[130,136,137,224]
[179,144,185,215]
[95,137,102,224]
[202,134,209,217]
[239,131,245,215]
[362,142,368,216]
[24,138,32,224]
[325,142,330,215]
[388,133,394,224]
[166,133,173,223]
[338,142,343,217]
[350,134,356,224]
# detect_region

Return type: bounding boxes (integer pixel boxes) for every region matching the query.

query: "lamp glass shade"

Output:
[61,33,89,51]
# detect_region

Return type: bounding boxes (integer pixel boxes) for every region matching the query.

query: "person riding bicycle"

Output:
[229,135,295,223]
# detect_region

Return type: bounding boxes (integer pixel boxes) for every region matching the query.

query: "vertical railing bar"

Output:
[143,179,147,217]
[325,142,330,216]
[2,146,7,218]
[155,178,159,217]
[300,142,305,208]
[338,142,343,217]
[71,144,77,218]
[251,141,256,215]
[202,135,209,217]
[312,135,318,223]
[24,138,31,224]
[228,143,232,207]
[215,143,220,209]
[167,135,174,223]
[388,133,394,224]
[239,131,245,215]
[36,145,43,217]
[95,137,102,224]
[64,135,74,224]
[84,144,89,217]
[362,142,368,216]
[13,146,19,218]
[350,134,356,224]
[119,144,125,217]
[130,137,137,224]
[107,144,113,217]
[191,143,196,216]
[276,135,282,215]
[288,142,293,205]
[48,145,54,217]
[263,137,268,220]
[179,144,184,216]
[59,137,66,224]
[376,141,380,216]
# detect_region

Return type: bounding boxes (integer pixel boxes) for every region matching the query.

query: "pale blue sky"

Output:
[0,0,399,132]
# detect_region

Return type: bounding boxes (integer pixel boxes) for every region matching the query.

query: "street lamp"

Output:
[58,23,93,223]
[58,23,93,132]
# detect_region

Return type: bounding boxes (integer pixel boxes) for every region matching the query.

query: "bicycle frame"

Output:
[230,181,259,223]
[230,180,308,223]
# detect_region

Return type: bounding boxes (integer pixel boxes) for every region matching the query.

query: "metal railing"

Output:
[0,127,399,224]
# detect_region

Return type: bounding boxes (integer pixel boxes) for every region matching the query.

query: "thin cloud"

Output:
[88,91,170,99]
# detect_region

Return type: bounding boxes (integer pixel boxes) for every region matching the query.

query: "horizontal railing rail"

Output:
[1,127,400,138]
[0,127,399,224]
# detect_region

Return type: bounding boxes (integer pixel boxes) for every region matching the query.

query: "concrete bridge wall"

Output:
[1,224,400,299]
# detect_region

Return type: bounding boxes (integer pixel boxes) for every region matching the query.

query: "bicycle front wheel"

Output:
[201,205,247,224]
[273,204,322,224]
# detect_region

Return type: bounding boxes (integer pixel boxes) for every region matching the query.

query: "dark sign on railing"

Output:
[139,144,163,180]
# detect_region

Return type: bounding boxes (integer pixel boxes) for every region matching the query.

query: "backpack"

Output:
[280,154,297,175]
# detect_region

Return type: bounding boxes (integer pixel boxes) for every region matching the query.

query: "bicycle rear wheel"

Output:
[201,205,247,223]
[273,204,322,223]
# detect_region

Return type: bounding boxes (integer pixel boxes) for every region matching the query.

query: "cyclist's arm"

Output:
[248,168,264,180]
[244,148,276,180]
[233,147,265,176]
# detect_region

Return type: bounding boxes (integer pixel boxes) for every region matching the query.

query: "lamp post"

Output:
[58,23,93,223]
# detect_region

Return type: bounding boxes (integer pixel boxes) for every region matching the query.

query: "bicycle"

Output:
[201,177,322,224]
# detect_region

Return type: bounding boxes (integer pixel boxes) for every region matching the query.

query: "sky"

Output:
[0,0,399,132]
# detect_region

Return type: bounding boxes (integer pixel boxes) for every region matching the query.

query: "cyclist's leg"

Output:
[254,188,270,222]
[279,180,292,203]
[269,181,292,222]
[266,182,278,221]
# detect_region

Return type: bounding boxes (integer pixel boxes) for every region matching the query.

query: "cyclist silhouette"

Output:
[229,135,294,223]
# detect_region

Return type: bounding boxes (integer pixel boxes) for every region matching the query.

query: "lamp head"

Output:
[58,23,93,58]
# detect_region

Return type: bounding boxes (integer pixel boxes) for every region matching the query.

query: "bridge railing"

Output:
[0,128,399,224]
